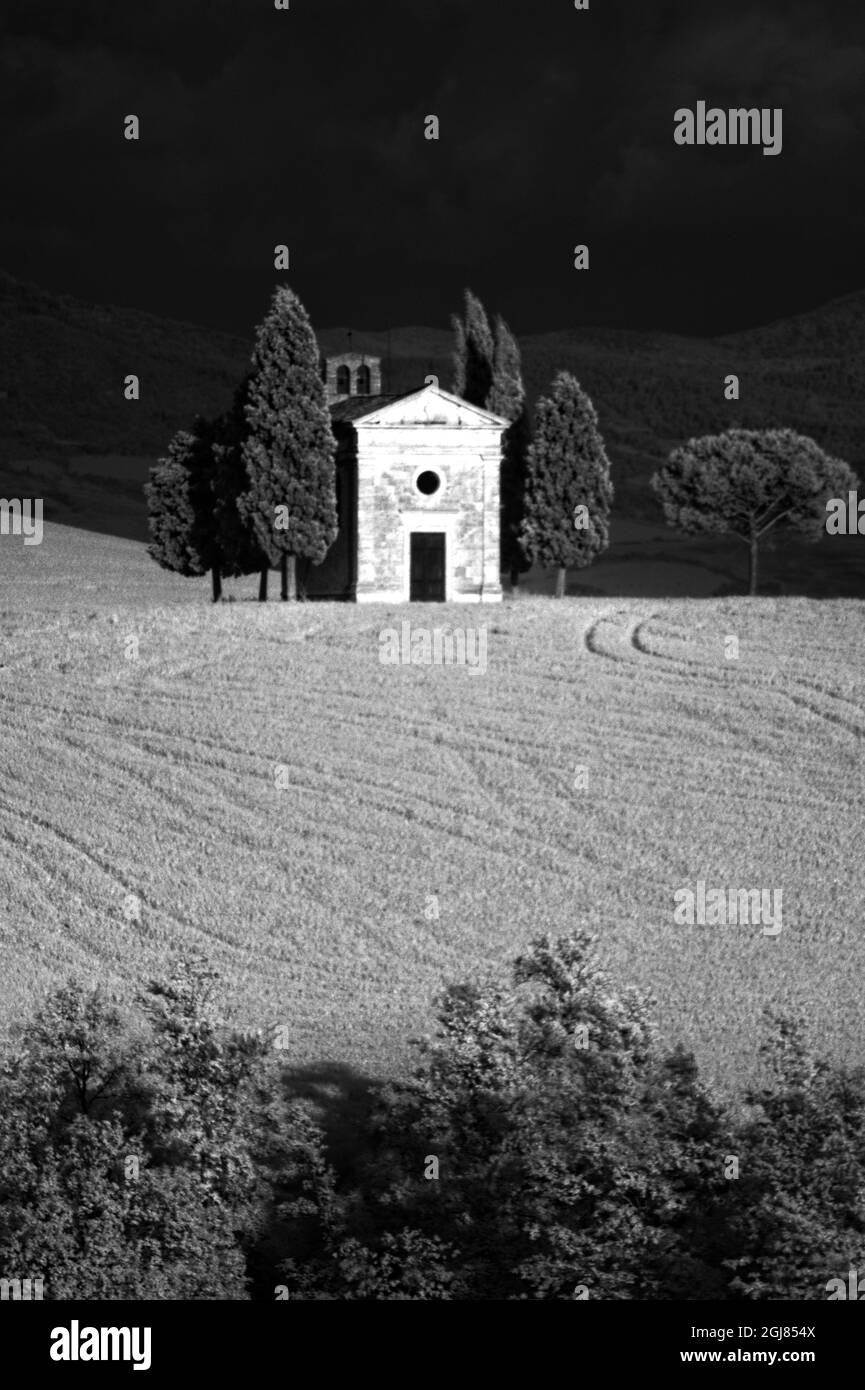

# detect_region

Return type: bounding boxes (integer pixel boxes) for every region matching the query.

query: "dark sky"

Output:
[3,0,865,338]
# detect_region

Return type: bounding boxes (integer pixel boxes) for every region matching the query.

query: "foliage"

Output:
[237,285,338,570]
[450,295,531,579]
[489,314,532,580]
[211,376,270,578]
[0,958,334,1300]
[280,937,865,1301]
[519,372,613,585]
[6,271,865,534]
[450,289,494,407]
[145,402,266,584]
[281,1230,465,1301]
[5,939,865,1300]
[487,316,524,423]
[651,427,858,594]
[274,934,730,1300]
[145,422,218,578]
[717,1015,865,1300]
[652,428,856,544]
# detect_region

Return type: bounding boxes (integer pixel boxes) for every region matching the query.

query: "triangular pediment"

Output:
[351,385,509,429]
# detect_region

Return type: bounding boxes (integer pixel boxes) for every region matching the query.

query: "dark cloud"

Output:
[2,0,864,334]
[590,7,865,224]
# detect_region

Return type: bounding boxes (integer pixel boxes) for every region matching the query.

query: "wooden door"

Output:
[409,531,446,601]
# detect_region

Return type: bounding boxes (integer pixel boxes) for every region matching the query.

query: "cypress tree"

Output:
[451,296,532,588]
[519,372,613,598]
[450,289,494,408]
[450,314,467,398]
[146,380,274,603]
[489,314,531,588]
[211,377,271,596]
[487,315,523,420]
[145,420,223,600]
[238,286,338,601]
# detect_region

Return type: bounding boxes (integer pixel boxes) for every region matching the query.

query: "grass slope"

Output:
[1,525,862,1097]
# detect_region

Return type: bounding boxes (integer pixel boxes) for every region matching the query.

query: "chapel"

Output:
[306,352,508,602]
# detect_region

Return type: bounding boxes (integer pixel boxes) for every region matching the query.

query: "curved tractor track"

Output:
[582,608,865,742]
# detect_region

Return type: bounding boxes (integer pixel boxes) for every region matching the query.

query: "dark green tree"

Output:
[145,399,268,603]
[211,375,271,598]
[489,314,531,587]
[519,372,613,597]
[450,315,467,396]
[718,1014,865,1300]
[238,286,338,601]
[487,313,524,421]
[0,958,336,1300]
[0,974,249,1297]
[329,932,727,1300]
[11,943,865,1300]
[451,297,531,588]
[145,421,223,601]
[450,289,494,408]
[651,428,858,595]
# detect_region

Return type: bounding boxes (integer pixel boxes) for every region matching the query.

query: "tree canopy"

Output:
[238,285,338,599]
[519,371,613,596]
[651,427,857,594]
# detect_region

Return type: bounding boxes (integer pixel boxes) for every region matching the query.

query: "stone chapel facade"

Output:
[306,353,508,603]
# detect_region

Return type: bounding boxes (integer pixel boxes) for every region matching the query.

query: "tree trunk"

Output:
[211,566,222,603]
[297,556,310,601]
[554,566,566,599]
[281,554,297,601]
[258,565,269,602]
[748,534,759,596]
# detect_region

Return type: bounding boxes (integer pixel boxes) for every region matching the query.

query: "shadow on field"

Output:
[6,457,863,599]
[247,1061,385,1297]
[280,1060,383,1187]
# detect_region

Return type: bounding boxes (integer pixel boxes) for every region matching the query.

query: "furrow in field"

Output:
[631,617,865,741]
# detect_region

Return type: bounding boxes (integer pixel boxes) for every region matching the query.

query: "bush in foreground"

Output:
[3,937,864,1299]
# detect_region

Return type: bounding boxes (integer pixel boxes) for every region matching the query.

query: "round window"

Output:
[416,470,441,496]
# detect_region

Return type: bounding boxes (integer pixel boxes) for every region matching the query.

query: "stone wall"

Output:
[354,422,503,602]
[322,353,382,404]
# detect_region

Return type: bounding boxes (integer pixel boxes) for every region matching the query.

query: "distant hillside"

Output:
[326,299,865,514]
[2,272,865,523]
[0,270,249,457]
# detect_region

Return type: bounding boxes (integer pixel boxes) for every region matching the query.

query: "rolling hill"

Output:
[1,523,863,1097]
[2,269,864,534]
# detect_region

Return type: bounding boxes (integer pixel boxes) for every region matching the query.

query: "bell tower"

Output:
[321,352,382,405]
